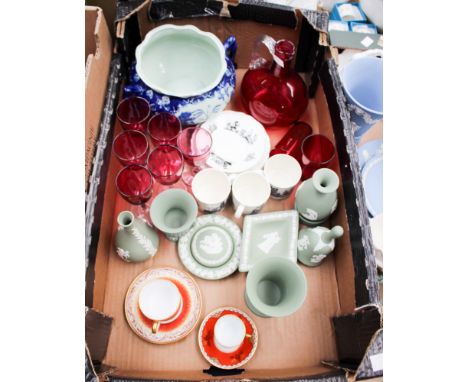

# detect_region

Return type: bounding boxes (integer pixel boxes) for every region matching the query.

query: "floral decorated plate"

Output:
[124,267,202,344]
[239,210,298,272]
[201,111,270,174]
[198,307,258,370]
[178,215,241,280]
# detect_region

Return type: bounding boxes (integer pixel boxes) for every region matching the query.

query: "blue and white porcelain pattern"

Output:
[124,36,237,126]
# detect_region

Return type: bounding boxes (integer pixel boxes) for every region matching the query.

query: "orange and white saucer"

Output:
[125,267,202,344]
[198,307,258,369]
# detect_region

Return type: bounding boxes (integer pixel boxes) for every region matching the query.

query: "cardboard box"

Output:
[85,6,112,190]
[85,0,382,380]
[321,1,383,52]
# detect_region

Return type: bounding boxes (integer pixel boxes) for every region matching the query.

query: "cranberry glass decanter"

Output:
[240,37,308,127]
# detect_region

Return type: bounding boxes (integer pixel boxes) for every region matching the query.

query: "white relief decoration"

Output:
[239,210,298,271]
[257,231,281,254]
[348,102,380,125]
[297,235,310,251]
[130,227,156,256]
[177,215,241,280]
[116,247,131,262]
[312,227,335,253]
[304,208,318,221]
[199,233,224,255]
[309,253,327,264]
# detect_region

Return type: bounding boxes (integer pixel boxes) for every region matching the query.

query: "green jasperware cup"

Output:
[245,257,307,318]
[149,189,198,242]
[295,168,339,226]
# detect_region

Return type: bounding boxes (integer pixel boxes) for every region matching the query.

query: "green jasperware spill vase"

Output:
[245,257,307,318]
[114,211,159,262]
[297,225,344,266]
[295,168,339,226]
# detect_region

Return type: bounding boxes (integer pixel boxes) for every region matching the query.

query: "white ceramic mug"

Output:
[191,168,231,213]
[214,314,246,353]
[138,279,183,333]
[232,171,271,219]
[264,154,302,200]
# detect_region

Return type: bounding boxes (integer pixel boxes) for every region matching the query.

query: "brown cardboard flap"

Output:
[331,306,382,372]
[108,366,345,381]
[85,307,113,363]
[85,6,112,190]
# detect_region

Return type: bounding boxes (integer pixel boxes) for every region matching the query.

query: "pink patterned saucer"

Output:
[125,267,202,344]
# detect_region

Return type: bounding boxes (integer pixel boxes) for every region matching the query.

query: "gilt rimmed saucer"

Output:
[198,307,258,370]
[178,215,241,280]
[124,267,202,344]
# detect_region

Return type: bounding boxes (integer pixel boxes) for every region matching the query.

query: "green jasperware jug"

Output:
[114,211,159,262]
[297,226,344,266]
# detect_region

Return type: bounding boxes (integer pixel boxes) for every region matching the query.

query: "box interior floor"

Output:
[91,10,359,379]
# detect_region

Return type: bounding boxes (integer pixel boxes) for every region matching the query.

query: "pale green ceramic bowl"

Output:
[245,257,307,318]
[135,24,227,98]
[149,189,198,242]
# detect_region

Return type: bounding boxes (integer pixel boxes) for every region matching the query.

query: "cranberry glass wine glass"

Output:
[116,164,153,206]
[147,145,185,192]
[147,112,182,146]
[116,96,151,132]
[177,127,212,186]
[112,130,149,166]
[300,134,336,180]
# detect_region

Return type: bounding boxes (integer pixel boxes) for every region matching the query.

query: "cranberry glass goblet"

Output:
[147,145,185,192]
[112,130,149,166]
[147,112,182,146]
[300,134,336,180]
[177,127,212,186]
[116,164,153,206]
[116,96,151,132]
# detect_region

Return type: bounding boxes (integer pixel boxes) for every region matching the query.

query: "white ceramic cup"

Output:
[214,314,246,353]
[264,154,302,200]
[138,279,183,333]
[232,171,271,219]
[191,168,231,213]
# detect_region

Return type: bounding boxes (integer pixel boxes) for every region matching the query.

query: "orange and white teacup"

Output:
[138,279,183,333]
[214,314,248,353]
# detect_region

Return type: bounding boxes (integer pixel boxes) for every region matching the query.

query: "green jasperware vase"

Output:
[295,168,339,226]
[114,211,159,263]
[297,225,344,266]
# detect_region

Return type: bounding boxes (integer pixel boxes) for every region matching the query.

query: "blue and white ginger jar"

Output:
[124,36,237,126]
